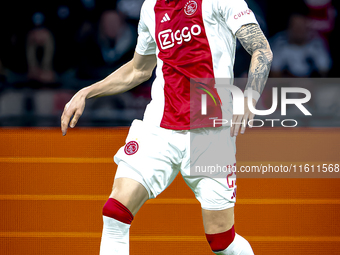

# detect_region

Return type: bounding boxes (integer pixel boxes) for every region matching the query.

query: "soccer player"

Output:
[61,0,272,254]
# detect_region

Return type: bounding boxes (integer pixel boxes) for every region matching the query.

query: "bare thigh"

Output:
[202,207,234,234]
[109,177,149,216]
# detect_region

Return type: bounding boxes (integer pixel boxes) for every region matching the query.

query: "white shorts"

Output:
[114,119,237,210]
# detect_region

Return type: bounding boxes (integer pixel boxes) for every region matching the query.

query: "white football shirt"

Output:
[136,0,258,130]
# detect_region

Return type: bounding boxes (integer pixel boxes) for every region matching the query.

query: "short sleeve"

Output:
[217,0,259,35]
[135,2,157,55]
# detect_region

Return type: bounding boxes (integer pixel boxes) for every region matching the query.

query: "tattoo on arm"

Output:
[236,24,273,95]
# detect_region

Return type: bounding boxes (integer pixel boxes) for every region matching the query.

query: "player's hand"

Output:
[230,97,256,137]
[61,91,87,136]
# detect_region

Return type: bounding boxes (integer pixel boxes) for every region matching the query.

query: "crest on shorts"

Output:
[184,0,198,16]
[124,141,139,155]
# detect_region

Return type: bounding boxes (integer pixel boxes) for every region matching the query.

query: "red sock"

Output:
[205,225,235,252]
[102,198,134,224]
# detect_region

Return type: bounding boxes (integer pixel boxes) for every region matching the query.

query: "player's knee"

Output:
[205,225,235,252]
[102,198,134,225]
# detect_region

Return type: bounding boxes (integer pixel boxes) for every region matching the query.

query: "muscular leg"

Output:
[109,177,149,216]
[202,207,234,234]
[100,177,149,255]
[203,208,254,255]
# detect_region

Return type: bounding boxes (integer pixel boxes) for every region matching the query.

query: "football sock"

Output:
[100,198,134,255]
[206,226,254,255]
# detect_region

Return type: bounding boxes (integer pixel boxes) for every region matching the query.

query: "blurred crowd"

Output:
[235,0,338,77]
[0,0,143,87]
[0,0,339,126]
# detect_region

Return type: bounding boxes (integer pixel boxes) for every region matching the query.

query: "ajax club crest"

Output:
[124,141,139,155]
[184,0,198,16]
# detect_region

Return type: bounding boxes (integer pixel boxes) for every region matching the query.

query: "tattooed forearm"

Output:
[247,49,272,94]
[236,24,273,95]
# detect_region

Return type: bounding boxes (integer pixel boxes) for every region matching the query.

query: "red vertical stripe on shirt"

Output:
[155,0,222,130]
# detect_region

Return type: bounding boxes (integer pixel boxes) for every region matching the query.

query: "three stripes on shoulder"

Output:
[161,13,171,23]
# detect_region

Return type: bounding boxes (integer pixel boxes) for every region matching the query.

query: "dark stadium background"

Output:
[0,1,339,254]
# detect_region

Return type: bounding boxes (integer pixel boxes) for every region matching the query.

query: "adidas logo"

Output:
[161,13,171,23]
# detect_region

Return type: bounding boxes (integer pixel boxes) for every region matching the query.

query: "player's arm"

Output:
[230,23,273,137]
[61,52,156,136]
